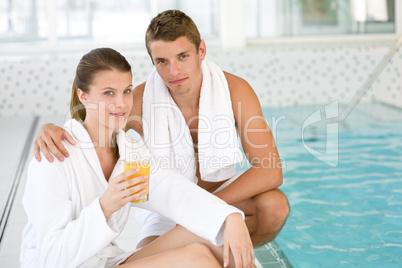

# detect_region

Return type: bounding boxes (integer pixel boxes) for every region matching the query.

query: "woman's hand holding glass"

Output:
[99,169,148,220]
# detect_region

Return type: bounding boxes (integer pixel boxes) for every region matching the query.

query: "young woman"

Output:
[20,48,254,268]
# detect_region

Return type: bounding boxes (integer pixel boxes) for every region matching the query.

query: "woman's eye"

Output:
[105,91,113,96]
[124,89,132,94]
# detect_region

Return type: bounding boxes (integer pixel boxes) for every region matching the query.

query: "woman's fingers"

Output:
[125,186,148,201]
[112,178,147,204]
[242,248,251,268]
[231,246,255,268]
[251,246,255,268]
[101,170,148,219]
[223,242,230,267]
[232,246,242,268]
[123,175,148,202]
[125,176,148,190]
[223,242,254,268]
[109,169,141,184]
[109,171,148,194]
[103,170,148,212]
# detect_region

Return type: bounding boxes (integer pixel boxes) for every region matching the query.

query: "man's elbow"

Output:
[267,168,283,190]
[274,170,283,188]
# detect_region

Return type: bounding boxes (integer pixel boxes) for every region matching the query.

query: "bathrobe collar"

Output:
[63,119,126,185]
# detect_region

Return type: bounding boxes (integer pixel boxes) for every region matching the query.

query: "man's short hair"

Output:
[145,10,201,60]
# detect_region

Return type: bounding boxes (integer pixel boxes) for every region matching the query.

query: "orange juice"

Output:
[124,161,150,203]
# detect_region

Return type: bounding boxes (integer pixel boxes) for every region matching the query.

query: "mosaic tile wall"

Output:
[0,39,401,117]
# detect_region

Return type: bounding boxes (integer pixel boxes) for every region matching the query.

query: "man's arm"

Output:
[214,72,283,205]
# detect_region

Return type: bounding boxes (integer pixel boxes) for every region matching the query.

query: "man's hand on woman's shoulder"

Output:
[33,123,76,162]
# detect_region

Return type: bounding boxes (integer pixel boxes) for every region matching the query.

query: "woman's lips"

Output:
[110,112,126,118]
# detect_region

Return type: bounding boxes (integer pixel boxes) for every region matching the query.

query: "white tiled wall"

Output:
[1,38,402,118]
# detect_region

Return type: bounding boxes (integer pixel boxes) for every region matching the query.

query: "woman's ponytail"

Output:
[70,76,86,122]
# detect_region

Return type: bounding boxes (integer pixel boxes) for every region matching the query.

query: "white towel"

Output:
[142,59,243,183]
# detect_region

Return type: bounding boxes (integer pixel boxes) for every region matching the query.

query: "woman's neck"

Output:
[82,120,114,151]
[82,120,117,181]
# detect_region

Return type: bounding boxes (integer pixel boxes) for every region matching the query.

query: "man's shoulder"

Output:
[131,82,146,112]
[223,71,247,86]
[127,82,146,135]
[223,71,255,101]
[133,82,146,99]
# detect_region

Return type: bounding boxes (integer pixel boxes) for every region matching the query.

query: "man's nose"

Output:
[170,60,181,76]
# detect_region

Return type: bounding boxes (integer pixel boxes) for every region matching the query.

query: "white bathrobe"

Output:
[20,119,243,268]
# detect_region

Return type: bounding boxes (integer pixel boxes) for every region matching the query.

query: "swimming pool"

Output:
[243,103,402,267]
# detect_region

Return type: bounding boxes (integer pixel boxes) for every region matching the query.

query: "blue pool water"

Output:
[242,103,402,267]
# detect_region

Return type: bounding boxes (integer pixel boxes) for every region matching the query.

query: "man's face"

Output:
[149,36,206,96]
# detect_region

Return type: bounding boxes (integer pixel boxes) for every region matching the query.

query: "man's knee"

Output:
[255,189,290,225]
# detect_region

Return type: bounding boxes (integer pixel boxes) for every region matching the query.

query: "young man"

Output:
[34,10,289,249]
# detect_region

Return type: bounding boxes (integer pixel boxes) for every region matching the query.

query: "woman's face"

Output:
[78,70,133,131]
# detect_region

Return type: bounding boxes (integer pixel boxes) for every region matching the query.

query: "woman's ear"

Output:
[77,89,87,105]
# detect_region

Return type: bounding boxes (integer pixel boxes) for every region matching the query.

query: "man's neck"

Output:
[169,85,201,111]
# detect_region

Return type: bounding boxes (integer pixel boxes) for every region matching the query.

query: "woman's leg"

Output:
[118,243,221,268]
[126,225,233,267]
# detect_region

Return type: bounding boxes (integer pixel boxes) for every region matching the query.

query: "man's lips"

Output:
[169,77,187,84]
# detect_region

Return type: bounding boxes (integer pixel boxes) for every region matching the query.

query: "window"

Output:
[245,0,395,39]
[0,0,219,46]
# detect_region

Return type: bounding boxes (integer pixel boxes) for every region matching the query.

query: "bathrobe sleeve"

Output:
[23,158,121,268]
[128,147,244,247]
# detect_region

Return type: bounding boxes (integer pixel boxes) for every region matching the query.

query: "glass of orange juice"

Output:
[123,160,150,203]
